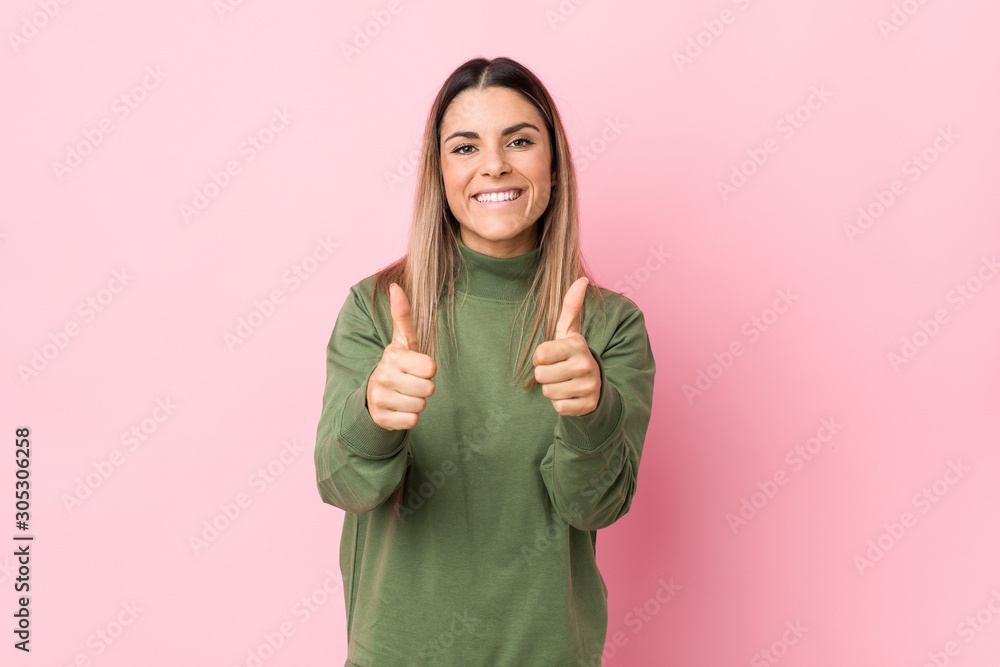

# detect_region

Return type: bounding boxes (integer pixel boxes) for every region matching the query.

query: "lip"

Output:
[471,188,524,209]
[472,187,524,197]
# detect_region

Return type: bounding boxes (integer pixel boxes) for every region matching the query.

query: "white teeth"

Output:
[475,190,521,203]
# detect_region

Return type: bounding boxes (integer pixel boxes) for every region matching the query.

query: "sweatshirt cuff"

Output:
[338,366,407,458]
[554,347,625,453]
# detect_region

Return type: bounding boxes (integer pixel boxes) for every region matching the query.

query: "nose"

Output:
[479,143,510,177]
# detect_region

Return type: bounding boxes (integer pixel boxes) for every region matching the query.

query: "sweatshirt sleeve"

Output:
[538,300,656,531]
[314,281,411,514]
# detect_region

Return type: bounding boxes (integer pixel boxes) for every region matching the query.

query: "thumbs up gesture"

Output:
[532,277,601,417]
[366,282,437,430]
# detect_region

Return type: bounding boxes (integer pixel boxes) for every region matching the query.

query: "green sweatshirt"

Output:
[314,234,656,666]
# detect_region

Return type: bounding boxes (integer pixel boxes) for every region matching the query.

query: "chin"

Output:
[474,223,531,239]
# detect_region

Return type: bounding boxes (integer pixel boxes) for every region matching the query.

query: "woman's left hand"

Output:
[533,277,601,417]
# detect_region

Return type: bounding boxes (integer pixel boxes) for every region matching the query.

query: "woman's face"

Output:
[439,86,554,259]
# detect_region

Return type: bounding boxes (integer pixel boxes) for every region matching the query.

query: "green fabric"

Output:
[314,234,656,666]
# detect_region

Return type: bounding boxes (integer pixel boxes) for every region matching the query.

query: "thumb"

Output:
[554,277,589,340]
[389,282,418,350]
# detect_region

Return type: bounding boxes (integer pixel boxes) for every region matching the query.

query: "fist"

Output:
[366,282,436,430]
[532,277,601,416]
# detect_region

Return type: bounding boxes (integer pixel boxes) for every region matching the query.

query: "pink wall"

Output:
[4,1,999,665]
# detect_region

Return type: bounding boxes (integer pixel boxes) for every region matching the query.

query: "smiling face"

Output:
[439,86,554,259]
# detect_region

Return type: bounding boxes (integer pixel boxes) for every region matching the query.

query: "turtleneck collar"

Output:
[454,233,541,302]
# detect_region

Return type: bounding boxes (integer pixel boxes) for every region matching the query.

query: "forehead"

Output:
[441,86,544,129]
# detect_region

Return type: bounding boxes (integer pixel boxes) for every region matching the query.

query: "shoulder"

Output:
[348,272,380,300]
[590,285,647,324]
[326,273,387,337]
[582,284,650,347]
[342,271,385,314]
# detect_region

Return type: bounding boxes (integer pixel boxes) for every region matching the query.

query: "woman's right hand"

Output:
[366,282,437,430]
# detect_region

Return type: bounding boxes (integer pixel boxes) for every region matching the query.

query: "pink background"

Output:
[4,1,999,665]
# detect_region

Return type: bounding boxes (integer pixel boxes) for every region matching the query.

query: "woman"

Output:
[314,56,656,666]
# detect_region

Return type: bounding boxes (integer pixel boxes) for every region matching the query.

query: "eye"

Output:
[450,136,535,155]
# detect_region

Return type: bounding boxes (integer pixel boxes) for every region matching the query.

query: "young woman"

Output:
[314,56,656,666]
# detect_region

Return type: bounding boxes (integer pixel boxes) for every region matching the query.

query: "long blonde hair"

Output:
[370,56,607,391]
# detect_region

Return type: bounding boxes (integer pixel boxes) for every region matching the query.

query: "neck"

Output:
[454,233,541,302]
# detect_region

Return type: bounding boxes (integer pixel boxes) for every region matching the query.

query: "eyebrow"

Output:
[442,122,540,144]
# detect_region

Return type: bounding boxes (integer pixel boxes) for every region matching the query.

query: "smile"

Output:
[473,189,523,204]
